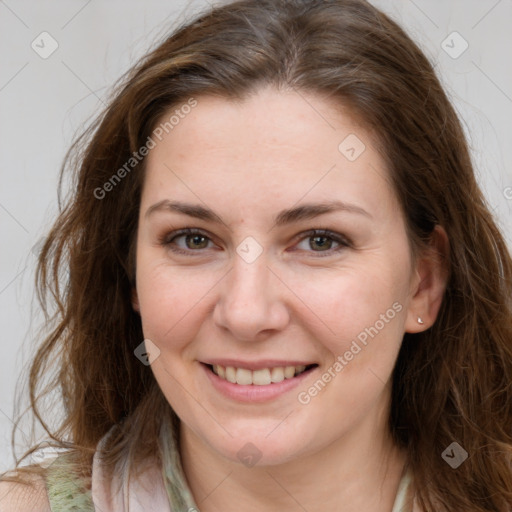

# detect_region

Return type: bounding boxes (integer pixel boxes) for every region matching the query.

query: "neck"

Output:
[179,399,407,512]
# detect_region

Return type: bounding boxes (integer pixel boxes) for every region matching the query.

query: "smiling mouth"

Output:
[205,363,318,385]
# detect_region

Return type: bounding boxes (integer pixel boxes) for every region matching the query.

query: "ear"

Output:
[404,225,450,333]
[131,287,140,313]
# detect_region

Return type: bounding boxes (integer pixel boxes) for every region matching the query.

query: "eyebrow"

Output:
[144,199,372,226]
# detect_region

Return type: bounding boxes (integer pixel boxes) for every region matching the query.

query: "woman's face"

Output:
[133,86,426,466]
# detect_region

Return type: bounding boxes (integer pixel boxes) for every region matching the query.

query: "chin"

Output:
[201,427,314,468]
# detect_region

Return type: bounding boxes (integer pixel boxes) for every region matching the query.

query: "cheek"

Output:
[135,258,214,349]
[285,262,408,348]
[293,267,407,417]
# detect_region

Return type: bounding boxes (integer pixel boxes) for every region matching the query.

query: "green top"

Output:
[44,417,414,511]
[44,452,95,511]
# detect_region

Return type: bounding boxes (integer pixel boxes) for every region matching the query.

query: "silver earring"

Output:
[417,317,424,325]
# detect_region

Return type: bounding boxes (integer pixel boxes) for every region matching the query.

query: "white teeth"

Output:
[270,367,285,383]
[216,365,226,379]
[252,368,271,385]
[225,366,237,383]
[236,368,253,385]
[284,366,296,379]
[211,364,311,385]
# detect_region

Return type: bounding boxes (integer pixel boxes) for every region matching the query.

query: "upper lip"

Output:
[201,359,317,371]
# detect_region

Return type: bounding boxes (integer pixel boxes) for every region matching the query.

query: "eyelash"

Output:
[158,228,351,257]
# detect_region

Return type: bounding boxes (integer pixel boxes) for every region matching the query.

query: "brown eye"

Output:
[183,233,209,249]
[309,235,334,251]
[159,228,215,255]
[293,229,351,256]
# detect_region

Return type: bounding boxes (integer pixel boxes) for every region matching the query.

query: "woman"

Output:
[1,0,511,510]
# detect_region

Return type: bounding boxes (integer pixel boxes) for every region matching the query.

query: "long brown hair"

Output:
[2,0,512,510]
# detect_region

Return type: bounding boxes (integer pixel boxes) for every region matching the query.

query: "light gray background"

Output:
[1,0,511,472]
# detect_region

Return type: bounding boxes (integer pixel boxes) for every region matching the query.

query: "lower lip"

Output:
[201,363,317,403]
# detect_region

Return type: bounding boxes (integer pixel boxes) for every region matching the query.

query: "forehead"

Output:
[141,86,396,222]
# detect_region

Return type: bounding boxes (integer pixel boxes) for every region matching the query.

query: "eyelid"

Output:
[158,227,351,256]
[158,228,218,252]
[291,228,351,245]
[289,229,352,255]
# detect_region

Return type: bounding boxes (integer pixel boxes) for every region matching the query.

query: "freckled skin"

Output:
[132,86,448,511]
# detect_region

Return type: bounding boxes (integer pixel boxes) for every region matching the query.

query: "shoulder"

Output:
[0,474,51,512]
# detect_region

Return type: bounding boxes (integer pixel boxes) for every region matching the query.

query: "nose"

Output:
[213,252,290,341]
